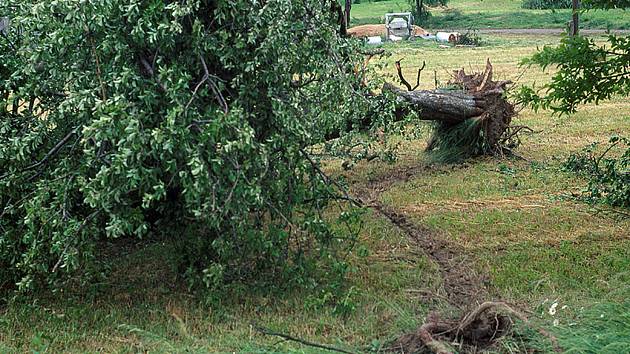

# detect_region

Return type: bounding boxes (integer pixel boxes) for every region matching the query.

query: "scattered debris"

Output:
[418,34,437,40]
[436,31,461,43]
[412,26,430,37]
[348,24,387,38]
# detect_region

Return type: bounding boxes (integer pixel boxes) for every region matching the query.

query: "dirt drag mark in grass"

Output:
[349,164,567,353]
[372,204,489,308]
[349,164,548,353]
[351,163,491,308]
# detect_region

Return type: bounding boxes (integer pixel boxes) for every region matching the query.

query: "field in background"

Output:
[369,33,629,301]
[350,0,630,29]
[1,33,629,352]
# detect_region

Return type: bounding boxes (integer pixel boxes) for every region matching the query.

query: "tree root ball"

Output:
[388,302,524,354]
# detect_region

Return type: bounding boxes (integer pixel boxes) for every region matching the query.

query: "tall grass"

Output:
[555,301,630,352]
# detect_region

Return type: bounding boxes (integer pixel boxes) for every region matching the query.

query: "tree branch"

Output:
[255,326,355,354]
[195,54,229,114]
[140,57,167,92]
[395,59,425,91]
[300,149,363,207]
[52,210,100,273]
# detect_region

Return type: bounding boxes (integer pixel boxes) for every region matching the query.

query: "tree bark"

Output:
[385,60,516,154]
[345,0,351,29]
[416,0,424,24]
[325,60,516,156]
[571,0,579,36]
[331,0,347,37]
[383,83,485,124]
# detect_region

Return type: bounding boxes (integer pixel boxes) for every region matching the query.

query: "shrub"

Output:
[522,0,572,9]
[564,136,630,208]
[455,28,483,46]
[0,0,393,293]
[407,0,449,25]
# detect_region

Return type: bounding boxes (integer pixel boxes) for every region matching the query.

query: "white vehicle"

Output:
[384,12,413,41]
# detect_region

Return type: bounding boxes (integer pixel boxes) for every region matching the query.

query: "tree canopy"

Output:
[0,0,395,293]
[517,0,629,113]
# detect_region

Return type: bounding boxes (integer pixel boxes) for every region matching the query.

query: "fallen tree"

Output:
[0,0,388,293]
[385,59,519,161]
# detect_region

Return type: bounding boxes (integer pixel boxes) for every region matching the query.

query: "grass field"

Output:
[1,33,629,352]
[350,0,630,29]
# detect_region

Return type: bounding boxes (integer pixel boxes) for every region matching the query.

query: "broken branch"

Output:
[255,326,355,354]
[395,59,425,91]
[140,56,167,92]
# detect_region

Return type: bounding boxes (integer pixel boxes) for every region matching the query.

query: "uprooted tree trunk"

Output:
[385,59,518,161]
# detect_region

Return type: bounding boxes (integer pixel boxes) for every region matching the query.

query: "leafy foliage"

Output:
[582,0,630,8]
[0,0,395,293]
[522,0,628,9]
[426,118,488,163]
[455,28,483,46]
[516,0,629,113]
[517,34,630,114]
[564,136,630,208]
[407,0,449,24]
[516,2,629,209]
[521,0,572,9]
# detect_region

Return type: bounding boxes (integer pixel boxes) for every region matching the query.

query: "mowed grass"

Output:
[0,214,437,352]
[1,33,629,352]
[350,0,630,29]
[358,32,630,309]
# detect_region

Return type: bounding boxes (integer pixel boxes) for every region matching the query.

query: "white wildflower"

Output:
[553,319,560,326]
[549,302,558,315]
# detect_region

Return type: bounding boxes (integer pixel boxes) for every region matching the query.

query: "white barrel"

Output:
[436,32,459,43]
[367,36,383,45]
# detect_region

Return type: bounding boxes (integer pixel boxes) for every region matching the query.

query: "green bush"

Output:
[455,28,483,46]
[407,0,449,24]
[564,136,630,208]
[522,0,572,9]
[0,0,394,294]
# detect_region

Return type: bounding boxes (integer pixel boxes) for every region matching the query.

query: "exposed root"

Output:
[428,59,521,162]
[390,302,522,354]
[389,301,563,354]
[255,326,356,354]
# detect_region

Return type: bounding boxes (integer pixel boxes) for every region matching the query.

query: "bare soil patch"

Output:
[371,203,489,307]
